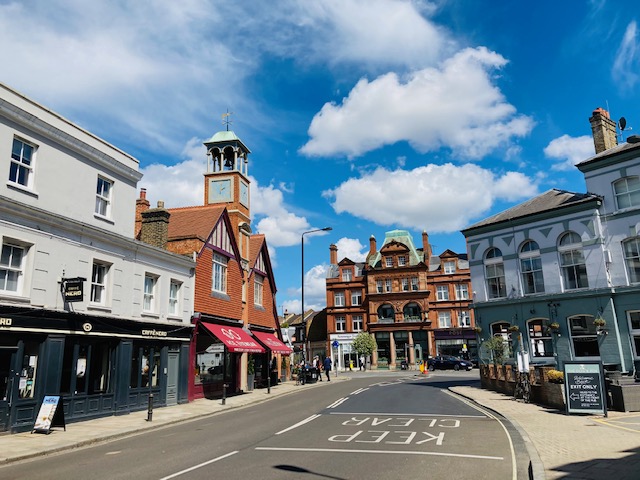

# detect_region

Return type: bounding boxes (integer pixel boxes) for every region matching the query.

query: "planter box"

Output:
[611,384,640,412]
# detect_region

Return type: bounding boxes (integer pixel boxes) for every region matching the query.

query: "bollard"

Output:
[222,383,227,405]
[146,393,153,422]
[267,375,271,394]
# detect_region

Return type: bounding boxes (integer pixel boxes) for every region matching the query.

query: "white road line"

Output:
[159,450,239,479]
[350,388,369,395]
[443,390,517,480]
[275,414,321,435]
[329,411,486,418]
[327,397,349,409]
[255,446,503,461]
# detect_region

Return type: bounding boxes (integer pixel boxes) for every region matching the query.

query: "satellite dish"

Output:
[619,117,627,131]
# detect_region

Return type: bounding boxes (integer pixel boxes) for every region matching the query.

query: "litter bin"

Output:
[401,360,408,370]
[304,366,319,384]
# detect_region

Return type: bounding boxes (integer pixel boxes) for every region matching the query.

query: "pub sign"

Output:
[62,277,86,303]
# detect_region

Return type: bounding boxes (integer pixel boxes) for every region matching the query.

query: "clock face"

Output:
[240,182,249,206]
[209,178,231,203]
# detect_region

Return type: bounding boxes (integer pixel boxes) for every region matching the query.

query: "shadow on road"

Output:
[274,464,347,480]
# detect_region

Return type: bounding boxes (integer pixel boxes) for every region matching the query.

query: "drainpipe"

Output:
[609,293,628,373]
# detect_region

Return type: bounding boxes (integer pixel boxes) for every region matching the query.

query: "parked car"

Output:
[427,355,473,371]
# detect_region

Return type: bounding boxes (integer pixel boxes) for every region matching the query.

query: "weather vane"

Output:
[221,109,233,131]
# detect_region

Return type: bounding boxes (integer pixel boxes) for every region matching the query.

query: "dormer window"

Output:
[342,269,352,282]
[444,261,455,274]
[385,257,393,267]
[398,256,407,266]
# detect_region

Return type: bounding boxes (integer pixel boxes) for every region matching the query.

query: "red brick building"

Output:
[136,128,287,399]
[326,229,475,370]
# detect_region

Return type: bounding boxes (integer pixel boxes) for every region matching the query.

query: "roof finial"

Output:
[221,109,233,131]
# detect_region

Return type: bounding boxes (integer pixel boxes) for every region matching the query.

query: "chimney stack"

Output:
[329,244,338,265]
[422,231,431,265]
[135,188,151,239]
[368,235,377,257]
[589,107,618,154]
[140,200,170,249]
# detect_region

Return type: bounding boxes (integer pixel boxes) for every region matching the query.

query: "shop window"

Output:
[60,341,113,396]
[629,311,640,358]
[527,319,553,358]
[558,232,588,290]
[18,343,38,399]
[569,315,599,357]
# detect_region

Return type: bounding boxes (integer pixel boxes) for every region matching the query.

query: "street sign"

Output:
[332,340,339,348]
[564,361,607,416]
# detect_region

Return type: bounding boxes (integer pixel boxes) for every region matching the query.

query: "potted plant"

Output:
[547,369,564,384]
[594,316,606,328]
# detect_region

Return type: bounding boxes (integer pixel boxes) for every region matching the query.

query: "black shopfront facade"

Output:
[0,306,192,433]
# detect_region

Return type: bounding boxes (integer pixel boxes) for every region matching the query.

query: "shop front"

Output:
[252,330,292,387]
[193,321,264,399]
[434,328,478,363]
[328,333,359,371]
[0,306,192,433]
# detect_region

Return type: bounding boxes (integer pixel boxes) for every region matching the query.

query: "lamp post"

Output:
[301,227,332,363]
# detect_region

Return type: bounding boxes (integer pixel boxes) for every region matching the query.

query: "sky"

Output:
[2,0,639,315]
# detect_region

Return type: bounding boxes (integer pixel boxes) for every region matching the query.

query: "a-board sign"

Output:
[33,395,66,434]
[564,361,607,416]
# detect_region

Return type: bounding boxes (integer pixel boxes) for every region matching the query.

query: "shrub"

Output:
[547,369,564,384]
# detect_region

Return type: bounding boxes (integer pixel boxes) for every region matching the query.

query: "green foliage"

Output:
[247,355,255,374]
[352,332,377,356]
[482,336,508,365]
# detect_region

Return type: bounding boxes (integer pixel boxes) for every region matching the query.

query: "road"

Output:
[0,370,532,479]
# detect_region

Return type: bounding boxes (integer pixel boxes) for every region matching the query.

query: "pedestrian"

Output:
[313,355,322,381]
[323,355,332,382]
[359,355,365,371]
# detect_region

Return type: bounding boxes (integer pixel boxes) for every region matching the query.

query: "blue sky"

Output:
[2,0,639,315]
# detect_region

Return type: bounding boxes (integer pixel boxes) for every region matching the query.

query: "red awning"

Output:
[252,330,293,356]
[201,323,265,353]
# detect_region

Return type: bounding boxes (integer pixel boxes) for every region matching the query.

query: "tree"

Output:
[482,336,509,365]
[352,332,377,370]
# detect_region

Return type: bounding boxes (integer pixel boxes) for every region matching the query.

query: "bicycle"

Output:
[514,371,531,403]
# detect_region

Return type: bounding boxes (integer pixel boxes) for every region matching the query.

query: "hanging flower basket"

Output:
[548,322,560,330]
[507,325,520,333]
[473,326,482,334]
[594,316,606,327]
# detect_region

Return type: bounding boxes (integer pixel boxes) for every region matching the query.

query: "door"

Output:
[166,351,179,406]
[0,347,18,432]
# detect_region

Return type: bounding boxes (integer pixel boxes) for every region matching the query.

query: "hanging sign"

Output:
[33,395,66,434]
[564,361,607,416]
[62,277,86,303]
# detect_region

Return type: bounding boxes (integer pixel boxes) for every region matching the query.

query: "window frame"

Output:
[614,176,640,210]
[95,176,113,218]
[143,274,158,313]
[334,291,345,307]
[628,311,640,358]
[527,319,553,359]
[438,311,451,328]
[436,285,449,301]
[212,253,228,294]
[0,242,26,294]
[90,261,109,305]
[558,232,589,290]
[623,237,640,284]
[398,256,407,267]
[384,278,392,293]
[443,261,455,274]
[335,315,346,332]
[568,314,600,358]
[484,247,506,299]
[9,137,36,189]
[352,315,363,332]
[385,257,393,268]
[351,290,362,306]
[455,283,469,300]
[341,269,352,282]
[254,274,264,306]
[520,240,545,295]
[169,280,181,316]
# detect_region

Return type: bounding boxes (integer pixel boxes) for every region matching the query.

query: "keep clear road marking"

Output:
[159,451,239,480]
[275,414,322,435]
[254,446,503,461]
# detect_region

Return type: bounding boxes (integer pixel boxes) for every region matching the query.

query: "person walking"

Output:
[313,355,322,381]
[359,355,365,371]
[323,355,332,382]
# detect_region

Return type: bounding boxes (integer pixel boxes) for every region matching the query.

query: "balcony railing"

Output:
[377,316,395,324]
[403,315,422,322]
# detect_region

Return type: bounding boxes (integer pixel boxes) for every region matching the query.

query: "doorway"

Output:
[0,347,18,433]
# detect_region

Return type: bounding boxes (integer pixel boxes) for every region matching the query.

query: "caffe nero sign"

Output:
[62,277,86,303]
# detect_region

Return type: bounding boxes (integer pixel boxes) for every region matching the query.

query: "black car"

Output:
[427,355,473,371]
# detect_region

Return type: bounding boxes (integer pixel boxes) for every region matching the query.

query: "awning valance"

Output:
[201,323,265,353]
[252,330,293,356]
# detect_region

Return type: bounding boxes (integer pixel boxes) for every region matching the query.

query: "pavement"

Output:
[2,372,640,480]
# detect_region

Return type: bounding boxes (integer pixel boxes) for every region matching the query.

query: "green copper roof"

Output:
[203,130,251,153]
[368,229,423,267]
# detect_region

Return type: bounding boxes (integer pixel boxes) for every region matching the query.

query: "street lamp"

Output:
[301,227,332,363]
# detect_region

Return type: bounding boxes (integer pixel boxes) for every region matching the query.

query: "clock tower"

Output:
[203,126,252,261]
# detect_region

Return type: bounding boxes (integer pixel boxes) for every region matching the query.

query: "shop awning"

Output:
[201,323,265,353]
[252,330,293,355]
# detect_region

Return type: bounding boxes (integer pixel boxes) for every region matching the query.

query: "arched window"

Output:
[527,319,552,358]
[623,237,640,284]
[403,302,422,322]
[520,240,544,294]
[569,315,599,357]
[484,247,506,299]
[614,176,640,210]
[558,232,588,290]
[377,304,395,323]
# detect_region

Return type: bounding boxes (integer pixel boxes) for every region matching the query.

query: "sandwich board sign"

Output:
[564,361,607,417]
[33,395,66,434]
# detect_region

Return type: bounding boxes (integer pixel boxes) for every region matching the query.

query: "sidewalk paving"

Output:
[3,374,640,480]
[451,385,640,480]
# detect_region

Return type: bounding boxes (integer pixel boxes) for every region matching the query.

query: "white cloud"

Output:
[300,47,534,159]
[334,238,368,262]
[324,163,538,232]
[544,135,595,171]
[613,21,639,90]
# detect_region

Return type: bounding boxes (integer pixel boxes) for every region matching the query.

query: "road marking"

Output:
[594,416,640,433]
[255,446,503,461]
[327,397,349,409]
[329,411,486,418]
[444,390,517,480]
[159,450,239,479]
[350,388,369,395]
[275,414,321,435]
